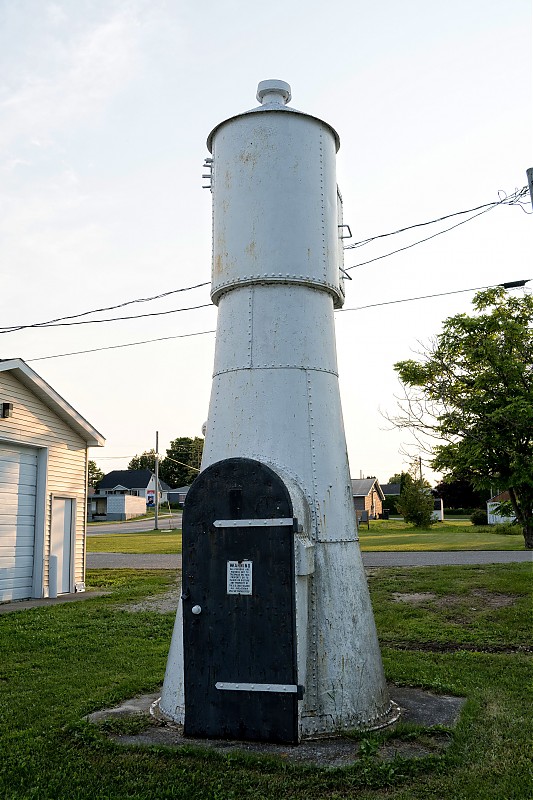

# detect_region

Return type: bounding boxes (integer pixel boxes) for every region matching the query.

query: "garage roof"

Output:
[0,358,105,447]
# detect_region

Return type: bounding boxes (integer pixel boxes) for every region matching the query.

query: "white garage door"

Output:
[0,443,37,602]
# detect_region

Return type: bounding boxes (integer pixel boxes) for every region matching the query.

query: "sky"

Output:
[1,0,531,486]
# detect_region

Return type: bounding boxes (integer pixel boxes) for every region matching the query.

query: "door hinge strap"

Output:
[215,682,303,696]
[213,518,294,528]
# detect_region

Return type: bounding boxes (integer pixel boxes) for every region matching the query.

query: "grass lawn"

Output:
[86,520,525,555]
[358,519,524,551]
[0,564,531,799]
[86,530,183,554]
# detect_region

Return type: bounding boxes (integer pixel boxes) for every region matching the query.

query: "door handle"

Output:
[191,605,202,615]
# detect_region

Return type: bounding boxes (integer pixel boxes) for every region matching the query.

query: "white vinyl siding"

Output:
[0,371,88,597]
[0,444,37,601]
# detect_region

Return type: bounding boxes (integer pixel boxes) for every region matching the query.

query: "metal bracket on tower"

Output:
[202,157,213,191]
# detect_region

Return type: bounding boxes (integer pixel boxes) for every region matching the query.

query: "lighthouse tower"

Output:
[159,80,399,742]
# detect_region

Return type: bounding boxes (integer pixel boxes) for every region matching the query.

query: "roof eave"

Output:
[0,359,105,446]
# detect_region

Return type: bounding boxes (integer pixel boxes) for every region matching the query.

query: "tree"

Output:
[88,460,104,488]
[128,450,157,472]
[160,437,204,487]
[395,462,436,528]
[391,287,533,548]
[388,473,404,485]
[128,440,204,487]
[433,477,488,510]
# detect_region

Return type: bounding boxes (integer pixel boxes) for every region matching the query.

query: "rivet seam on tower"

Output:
[212,365,339,377]
[248,289,253,367]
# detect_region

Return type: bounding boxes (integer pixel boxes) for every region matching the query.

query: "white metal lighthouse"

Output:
[160,80,399,742]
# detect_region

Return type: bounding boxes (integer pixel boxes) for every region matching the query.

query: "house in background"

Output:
[380,483,401,500]
[487,491,516,525]
[0,358,104,602]
[380,482,401,516]
[87,490,110,521]
[351,478,385,520]
[167,485,190,506]
[87,491,146,522]
[90,470,173,520]
[96,469,165,501]
[432,497,444,522]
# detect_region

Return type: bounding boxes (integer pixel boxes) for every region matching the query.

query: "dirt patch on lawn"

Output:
[392,590,518,609]
[470,589,518,608]
[119,582,519,616]
[392,592,437,604]
[434,590,518,610]
[118,585,181,614]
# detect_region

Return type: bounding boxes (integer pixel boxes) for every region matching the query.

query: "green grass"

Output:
[358,519,524,551]
[0,565,531,799]
[367,563,532,649]
[86,530,183,554]
[86,520,524,555]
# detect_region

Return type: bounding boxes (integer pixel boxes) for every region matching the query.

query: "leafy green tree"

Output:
[160,437,204,487]
[396,464,436,528]
[128,450,157,472]
[387,473,404,485]
[88,460,104,488]
[128,440,204,487]
[433,478,488,510]
[392,287,533,548]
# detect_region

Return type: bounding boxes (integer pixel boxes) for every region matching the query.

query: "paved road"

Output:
[87,514,182,535]
[87,550,532,570]
[88,553,183,569]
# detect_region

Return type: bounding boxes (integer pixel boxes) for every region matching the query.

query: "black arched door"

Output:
[182,458,299,743]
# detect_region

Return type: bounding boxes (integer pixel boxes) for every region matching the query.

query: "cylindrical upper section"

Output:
[207,81,345,308]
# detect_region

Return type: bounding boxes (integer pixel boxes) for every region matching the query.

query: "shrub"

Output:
[470,508,488,526]
[397,472,436,528]
[492,522,521,536]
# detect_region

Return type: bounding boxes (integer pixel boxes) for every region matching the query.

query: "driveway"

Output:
[87,550,532,570]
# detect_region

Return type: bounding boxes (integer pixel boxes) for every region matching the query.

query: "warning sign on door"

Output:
[227,560,253,595]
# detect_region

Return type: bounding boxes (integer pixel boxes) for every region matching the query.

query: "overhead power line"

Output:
[165,455,200,472]
[345,187,529,272]
[26,280,529,362]
[336,280,529,314]
[4,186,528,335]
[0,280,211,333]
[0,302,214,332]
[343,186,530,250]
[27,328,216,362]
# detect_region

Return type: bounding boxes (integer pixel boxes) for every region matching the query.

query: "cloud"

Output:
[0,6,142,155]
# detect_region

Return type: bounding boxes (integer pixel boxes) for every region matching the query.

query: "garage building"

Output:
[0,359,104,602]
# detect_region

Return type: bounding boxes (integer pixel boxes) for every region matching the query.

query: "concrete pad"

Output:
[84,684,465,768]
[86,693,161,724]
[390,685,465,727]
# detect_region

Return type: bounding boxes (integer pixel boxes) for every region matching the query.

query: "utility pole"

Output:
[155,430,159,531]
